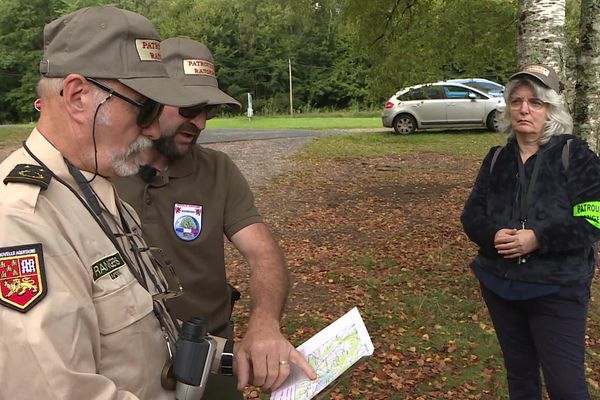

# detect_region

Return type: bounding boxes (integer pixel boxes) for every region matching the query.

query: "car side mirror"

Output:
[468,93,477,100]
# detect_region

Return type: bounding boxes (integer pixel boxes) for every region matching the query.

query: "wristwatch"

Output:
[220,339,234,375]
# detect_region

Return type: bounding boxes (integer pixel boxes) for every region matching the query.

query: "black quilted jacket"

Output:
[461,134,600,285]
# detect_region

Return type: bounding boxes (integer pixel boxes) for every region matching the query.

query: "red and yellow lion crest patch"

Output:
[0,244,46,312]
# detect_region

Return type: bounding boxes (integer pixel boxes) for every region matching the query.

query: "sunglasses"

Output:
[178,104,220,120]
[85,77,164,128]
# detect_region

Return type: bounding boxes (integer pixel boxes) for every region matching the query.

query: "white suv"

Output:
[381,82,505,135]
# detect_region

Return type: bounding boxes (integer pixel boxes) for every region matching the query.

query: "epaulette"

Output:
[3,164,52,190]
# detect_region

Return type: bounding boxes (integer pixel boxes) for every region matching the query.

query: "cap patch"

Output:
[4,164,52,190]
[173,203,202,241]
[183,59,215,77]
[135,39,161,61]
[524,65,550,77]
[0,244,47,313]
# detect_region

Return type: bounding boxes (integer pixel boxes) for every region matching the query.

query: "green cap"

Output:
[39,6,204,107]
[161,37,241,109]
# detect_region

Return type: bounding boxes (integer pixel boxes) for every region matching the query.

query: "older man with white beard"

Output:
[0,6,238,399]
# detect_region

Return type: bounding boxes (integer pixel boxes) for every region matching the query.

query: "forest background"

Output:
[0,0,583,124]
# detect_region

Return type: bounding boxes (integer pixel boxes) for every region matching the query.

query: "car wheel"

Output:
[393,114,417,135]
[486,110,499,132]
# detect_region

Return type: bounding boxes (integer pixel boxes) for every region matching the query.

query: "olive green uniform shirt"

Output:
[116,145,262,399]
[116,145,262,334]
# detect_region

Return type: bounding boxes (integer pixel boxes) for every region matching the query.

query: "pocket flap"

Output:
[94,280,153,335]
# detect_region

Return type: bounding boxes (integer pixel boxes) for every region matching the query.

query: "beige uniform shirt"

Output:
[0,129,174,399]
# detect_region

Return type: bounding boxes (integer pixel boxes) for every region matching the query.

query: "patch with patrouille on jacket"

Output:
[0,243,47,312]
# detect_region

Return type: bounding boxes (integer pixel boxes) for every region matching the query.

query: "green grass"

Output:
[296,130,505,161]
[0,125,33,142]
[286,131,600,399]
[1,115,382,132]
[208,115,383,130]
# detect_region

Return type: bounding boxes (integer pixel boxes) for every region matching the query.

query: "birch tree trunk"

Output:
[517,0,567,77]
[573,0,600,152]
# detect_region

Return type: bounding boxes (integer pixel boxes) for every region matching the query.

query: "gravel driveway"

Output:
[203,137,311,188]
[201,128,387,188]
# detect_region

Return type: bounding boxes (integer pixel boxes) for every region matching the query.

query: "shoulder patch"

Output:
[0,244,47,312]
[3,164,52,190]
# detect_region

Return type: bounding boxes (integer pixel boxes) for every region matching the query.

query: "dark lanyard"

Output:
[64,160,151,289]
[516,146,544,226]
[22,142,181,353]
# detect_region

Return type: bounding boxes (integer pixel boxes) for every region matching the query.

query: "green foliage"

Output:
[0,0,584,123]
[0,0,163,123]
[151,0,371,114]
[339,0,518,102]
[0,0,62,122]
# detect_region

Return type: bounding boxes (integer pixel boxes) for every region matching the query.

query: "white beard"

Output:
[111,136,152,177]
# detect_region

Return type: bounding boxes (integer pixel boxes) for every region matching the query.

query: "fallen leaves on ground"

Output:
[227,150,600,399]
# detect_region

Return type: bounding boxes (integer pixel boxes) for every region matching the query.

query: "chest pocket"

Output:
[93,278,153,335]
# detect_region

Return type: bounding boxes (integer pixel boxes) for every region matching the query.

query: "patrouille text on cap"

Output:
[136,39,161,61]
[183,59,216,76]
[524,65,550,77]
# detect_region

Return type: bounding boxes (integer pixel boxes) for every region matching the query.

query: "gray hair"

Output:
[36,77,113,124]
[498,77,572,145]
[36,77,63,98]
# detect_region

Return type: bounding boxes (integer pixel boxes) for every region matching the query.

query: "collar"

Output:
[507,133,569,154]
[142,145,195,187]
[27,128,119,216]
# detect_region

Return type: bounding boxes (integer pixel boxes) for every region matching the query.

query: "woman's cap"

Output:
[508,64,560,94]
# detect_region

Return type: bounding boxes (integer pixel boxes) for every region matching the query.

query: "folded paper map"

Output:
[270,307,374,400]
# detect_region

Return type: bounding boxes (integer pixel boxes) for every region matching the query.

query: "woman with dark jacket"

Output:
[461,64,600,399]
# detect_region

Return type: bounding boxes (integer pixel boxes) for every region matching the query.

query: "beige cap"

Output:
[161,37,241,110]
[39,6,205,107]
[509,64,561,94]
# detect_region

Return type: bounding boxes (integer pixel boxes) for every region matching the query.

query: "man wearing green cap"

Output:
[115,37,317,398]
[0,6,233,399]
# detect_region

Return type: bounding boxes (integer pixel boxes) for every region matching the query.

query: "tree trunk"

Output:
[517,0,567,74]
[573,0,600,152]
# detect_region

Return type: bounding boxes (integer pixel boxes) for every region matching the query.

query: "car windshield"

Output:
[464,81,503,93]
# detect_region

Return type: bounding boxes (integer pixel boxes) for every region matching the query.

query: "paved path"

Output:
[197,127,389,144]
[201,127,391,188]
[0,126,391,188]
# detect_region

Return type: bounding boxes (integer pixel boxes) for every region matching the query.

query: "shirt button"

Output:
[145,197,152,205]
